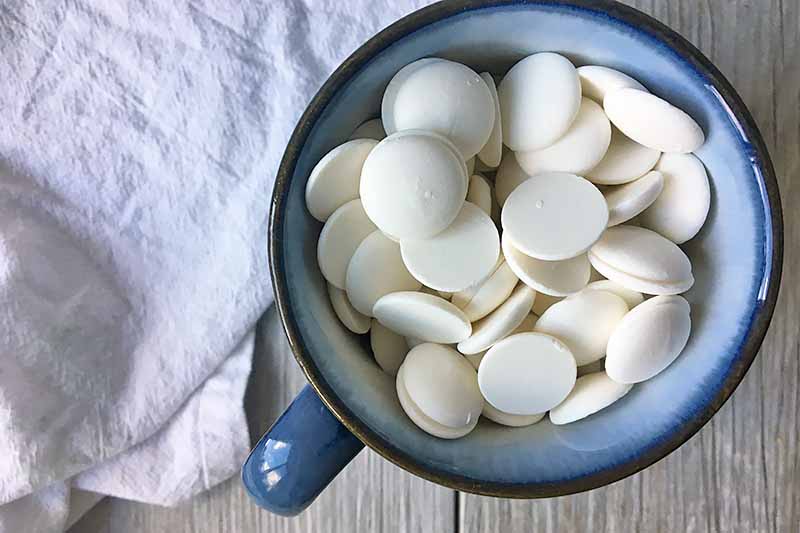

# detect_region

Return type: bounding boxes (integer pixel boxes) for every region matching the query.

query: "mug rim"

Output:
[268,0,783,498]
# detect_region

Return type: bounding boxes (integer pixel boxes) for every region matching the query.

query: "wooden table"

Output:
[70,1,799,531]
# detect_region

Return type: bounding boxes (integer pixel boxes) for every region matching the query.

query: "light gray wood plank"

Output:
[460,0,799,532]
[69,305,455,533]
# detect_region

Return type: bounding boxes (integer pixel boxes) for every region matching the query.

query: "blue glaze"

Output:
[251,0,781,507]
[242,385,364,516]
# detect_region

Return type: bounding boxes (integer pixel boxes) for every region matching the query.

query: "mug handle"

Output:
[242,384,365,516]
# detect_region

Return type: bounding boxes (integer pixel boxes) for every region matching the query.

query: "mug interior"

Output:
[271,1,777,494]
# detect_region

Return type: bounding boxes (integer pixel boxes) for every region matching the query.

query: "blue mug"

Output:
[243,0,782,516]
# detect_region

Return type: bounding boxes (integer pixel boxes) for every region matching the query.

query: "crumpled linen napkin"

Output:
[0,0,429,530]
[0,329,252,533]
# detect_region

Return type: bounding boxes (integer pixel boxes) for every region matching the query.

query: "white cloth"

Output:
[0,0,428,530]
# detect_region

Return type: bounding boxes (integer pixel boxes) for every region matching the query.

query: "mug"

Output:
[242,0,781,516]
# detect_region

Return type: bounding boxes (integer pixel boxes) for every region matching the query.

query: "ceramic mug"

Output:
[242,0,782,516]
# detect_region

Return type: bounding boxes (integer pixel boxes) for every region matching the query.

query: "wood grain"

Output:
[461,0,800,531]
[71,0,798,531]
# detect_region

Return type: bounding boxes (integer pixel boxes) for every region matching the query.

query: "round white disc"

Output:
[345,231,422,316]
[466,314,537,374]
[400,202,500,292]
[478,332,577,415]
[577,65,647,103]
[502,234,590,297]
[305,139,378,221]
[515,98,611,177]
[639,153,711,244]
[495,149,532,206]
[584,280,644,308]
[396,364,478,439]
[370,319,408,376]
[585,127,662,185]
[456,284,536,355]
[498,53,582,151]
[589,254,691,296]
[534,289,629,366]
[604,88,705,153]
[451,254,504,310]
[549,371,633,425]
[502,173,608,260]
[317,199,377,289]
[327,284,371,334]
[482,403,545,427]
[604,170,665,227]
[467,174,493,216]
[391,129,470,186]
[452,283,479,310]
[605,295,691,383]
[460,261,519,322]
[400,343,484,429]
[382,58,495,159]
[588,226,694,295]
[360,131,467,240]
[373,291,471,344]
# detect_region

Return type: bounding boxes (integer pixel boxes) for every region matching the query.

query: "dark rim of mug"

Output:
[268,0,783,498]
